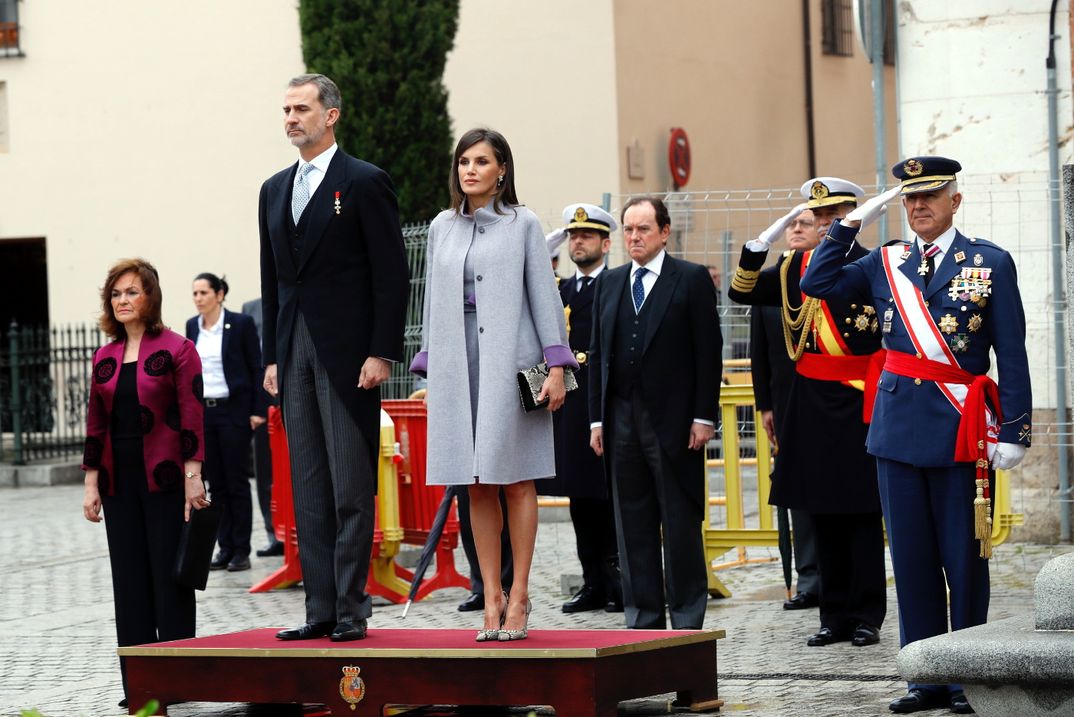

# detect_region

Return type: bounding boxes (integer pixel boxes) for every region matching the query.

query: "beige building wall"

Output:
[443,0,621,230]
[0,1,303,329]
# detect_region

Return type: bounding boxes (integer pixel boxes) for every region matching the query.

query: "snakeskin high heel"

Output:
[498,599,532,641]
[475,591,508,642]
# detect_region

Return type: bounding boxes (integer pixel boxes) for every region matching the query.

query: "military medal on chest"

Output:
[948,267,992,303]
[967,313,983,332]
[938,314,958,334]
[334,191,342,215]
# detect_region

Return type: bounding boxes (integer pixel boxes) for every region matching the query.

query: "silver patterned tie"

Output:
[291,162,315,223]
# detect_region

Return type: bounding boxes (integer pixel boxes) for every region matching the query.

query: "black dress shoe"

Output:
[330,620,367,642]
[783,591,819,610]
[949,691,975,714]
[562,585,605,613]
[227,556,252,572]
[256,541,285,557]
[209,551,233,571]
[276,621,335,641]
[852,623,880,646]
[457,593,484,612]
[604,598,624,613]
[806,627,848,646]
[888,688,949,713]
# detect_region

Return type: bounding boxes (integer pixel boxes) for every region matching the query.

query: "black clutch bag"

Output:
[174,502,221,591]
[517,362,579,412]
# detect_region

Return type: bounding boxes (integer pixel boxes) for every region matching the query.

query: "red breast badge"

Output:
[339,665,366,710]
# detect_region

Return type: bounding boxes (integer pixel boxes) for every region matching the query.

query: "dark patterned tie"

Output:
[632,268,648,313]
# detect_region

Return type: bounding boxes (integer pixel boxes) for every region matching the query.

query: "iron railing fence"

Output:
[1,322,104,464]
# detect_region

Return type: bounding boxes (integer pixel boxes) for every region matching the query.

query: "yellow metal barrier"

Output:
[702,381,1023,598]
[368,410,412,601]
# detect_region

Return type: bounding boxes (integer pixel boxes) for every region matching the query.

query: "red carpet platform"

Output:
[119,627,724,716]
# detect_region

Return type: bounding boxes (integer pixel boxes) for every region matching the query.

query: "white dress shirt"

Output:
[292,143,338,204]
[196,312,229,399]
[918,224,957,259]
[575,263,605,291]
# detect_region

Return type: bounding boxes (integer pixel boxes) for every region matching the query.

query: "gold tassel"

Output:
[973,479,988,540]
[977,495,993,559]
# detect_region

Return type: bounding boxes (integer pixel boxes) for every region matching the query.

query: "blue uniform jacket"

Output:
[799,221,1032,467]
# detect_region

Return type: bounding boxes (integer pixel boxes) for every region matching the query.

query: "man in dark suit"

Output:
[259,74,409,642]
[538,203,623,614]
[589,196,722,630]
[241,297,283,558]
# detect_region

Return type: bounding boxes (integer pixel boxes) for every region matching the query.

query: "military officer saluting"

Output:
[539,203,623,614]
[729,177,889,650]
[800,156,1032,715]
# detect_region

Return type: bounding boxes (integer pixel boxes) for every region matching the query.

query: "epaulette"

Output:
[965,236,1002,250]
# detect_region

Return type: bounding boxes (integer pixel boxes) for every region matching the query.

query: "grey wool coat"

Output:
[412,204,575,485]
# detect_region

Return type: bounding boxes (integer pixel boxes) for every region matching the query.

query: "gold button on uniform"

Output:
[915,352,923,359]
[914,378,922,385]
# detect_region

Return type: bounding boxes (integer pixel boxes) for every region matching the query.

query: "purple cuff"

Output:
[409,351,429,377]
[544,344,579,370]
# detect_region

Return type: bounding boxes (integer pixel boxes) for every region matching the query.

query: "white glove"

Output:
[843,185,902,229]
[745,203,810,252]
[992,442,1026,471]
[545,227,568,256]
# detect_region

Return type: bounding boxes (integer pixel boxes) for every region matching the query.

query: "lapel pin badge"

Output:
[334,191,341,215]
[954,250,966,263]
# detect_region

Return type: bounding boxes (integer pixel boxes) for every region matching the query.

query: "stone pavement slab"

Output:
[0,484,1068,717]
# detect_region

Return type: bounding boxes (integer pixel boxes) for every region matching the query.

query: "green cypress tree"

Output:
[299,0,459,222]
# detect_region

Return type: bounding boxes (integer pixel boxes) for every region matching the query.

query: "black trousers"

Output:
[609,393,708,629]
[812,511,887,636]
[103,437,195,698]
[203,404,254,558]
[456,486,513,595]
[569,495,619,598]
[251,419,276,543]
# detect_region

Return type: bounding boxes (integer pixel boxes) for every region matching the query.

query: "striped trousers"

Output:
[282,312,374,624]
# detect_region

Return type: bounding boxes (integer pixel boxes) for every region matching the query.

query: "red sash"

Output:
[796,351,887,422]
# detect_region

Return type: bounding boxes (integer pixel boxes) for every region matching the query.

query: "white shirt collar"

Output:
[200,310,225,333]
[298,143,338,176]
[631,249,666,278]
[918,225,957,255]
[575,264,606,282]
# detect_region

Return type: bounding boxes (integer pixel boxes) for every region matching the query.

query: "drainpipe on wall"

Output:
[1047,0,1071,542]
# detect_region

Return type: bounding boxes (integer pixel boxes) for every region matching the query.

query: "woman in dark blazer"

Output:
[81,258,208,707]
[186,272,266,572]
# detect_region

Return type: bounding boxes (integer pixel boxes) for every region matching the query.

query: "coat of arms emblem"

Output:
[339,665,366,710]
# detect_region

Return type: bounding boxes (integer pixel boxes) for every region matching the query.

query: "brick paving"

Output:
[1,483,1068,717]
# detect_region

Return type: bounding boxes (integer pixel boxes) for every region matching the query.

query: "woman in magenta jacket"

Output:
[81,258,209,707]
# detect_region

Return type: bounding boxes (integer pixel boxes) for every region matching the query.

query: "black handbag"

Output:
[174,502,222,591]
[516,362,578,412]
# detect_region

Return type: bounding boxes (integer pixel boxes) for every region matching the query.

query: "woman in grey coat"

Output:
[410,128,576,641]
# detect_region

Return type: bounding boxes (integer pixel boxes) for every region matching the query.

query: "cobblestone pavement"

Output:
[1,483,1069,717]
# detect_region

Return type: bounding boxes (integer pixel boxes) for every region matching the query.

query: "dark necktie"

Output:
[922,244,940,288]
[632,268,648,313]
[579,275,593,292]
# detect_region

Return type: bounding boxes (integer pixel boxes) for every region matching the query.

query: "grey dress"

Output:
[410,203,576,486]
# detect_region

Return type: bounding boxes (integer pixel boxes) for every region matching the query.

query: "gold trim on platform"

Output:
[117,629,725,660]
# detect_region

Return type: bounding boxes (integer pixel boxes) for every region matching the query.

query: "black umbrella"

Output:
[776,505,793,601]
[401,485,462,618]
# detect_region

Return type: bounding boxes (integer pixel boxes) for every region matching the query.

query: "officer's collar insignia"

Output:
[954,250,966,263]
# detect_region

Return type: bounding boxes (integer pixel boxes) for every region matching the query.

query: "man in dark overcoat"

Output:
[259,73,409,642]
[589,196,722,630]
[729,177,887,649]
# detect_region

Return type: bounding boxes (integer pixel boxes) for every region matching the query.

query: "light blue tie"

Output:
[632,267,648,313]
[291,163,315,223]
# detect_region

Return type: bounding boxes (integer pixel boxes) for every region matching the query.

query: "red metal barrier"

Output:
[383,399,470,600]
[250,406,303,592]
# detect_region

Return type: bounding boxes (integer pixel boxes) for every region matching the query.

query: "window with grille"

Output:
[1,0,22,58]
[821,0,855,57]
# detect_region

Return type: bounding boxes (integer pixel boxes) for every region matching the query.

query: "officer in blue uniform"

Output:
[800,156,1032,715]
[538,204,623,614]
